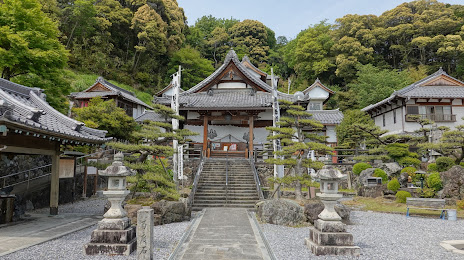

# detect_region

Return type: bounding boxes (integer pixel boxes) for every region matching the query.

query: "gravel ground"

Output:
[261,211,464,260]
[3,197,192,260]
[30,197,107,215]
[2,220,191,260]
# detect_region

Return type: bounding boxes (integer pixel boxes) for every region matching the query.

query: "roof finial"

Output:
[439,66,444,73]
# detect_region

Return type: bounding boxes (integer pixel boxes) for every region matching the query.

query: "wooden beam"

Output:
[1,146,55,155]
[203,115,208,155]
[50,143,60,215]
[249,115,254,158]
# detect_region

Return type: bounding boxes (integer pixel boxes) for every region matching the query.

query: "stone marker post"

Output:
[137,207,154,260]
[84,152,137,256]
[305,165,360,256]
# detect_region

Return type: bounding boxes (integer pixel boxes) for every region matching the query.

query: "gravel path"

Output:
[2,220,191,260]
[261,211,464,260]
[3,197,192,260]
[30,197,107,215]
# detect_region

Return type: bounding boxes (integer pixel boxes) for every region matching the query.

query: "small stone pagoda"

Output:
[306,165,360,256]
[84,153,137,256]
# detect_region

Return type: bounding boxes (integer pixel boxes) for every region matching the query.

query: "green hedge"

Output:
[396,191,412,203]
[373,168,388,182]
[436,157,455,172]
[353,163,372,175]
[387,178,400,192]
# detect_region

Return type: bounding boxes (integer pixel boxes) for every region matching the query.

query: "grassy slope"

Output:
[67,70,153,105]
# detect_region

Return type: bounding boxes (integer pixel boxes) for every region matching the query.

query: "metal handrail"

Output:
[187,151,205,208]
[225,148,229,205]
[1,163,52,189]
[250,151,264,200]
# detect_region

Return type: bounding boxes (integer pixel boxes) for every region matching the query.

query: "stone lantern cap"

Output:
[317,165,346,181]
[98,152,136,177]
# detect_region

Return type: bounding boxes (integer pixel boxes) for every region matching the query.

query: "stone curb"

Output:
[248,210,277,260]
[167,209,205,260]
[440,240,464,255]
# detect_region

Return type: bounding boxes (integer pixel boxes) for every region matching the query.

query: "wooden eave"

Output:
[196,62,269,93]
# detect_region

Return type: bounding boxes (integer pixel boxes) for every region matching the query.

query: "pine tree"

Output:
[266,100,332,200]
[108,104,197,200]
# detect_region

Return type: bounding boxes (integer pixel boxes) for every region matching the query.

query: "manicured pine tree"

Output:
[108,104,197,200]
[266,100,332,200]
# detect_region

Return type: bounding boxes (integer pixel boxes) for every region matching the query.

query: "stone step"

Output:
[194,193,258,197]
[194,195,258,200]
[199,180,255,184]
[192,204,256,211]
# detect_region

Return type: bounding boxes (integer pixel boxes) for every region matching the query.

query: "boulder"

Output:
[256,199,305,226]
[357,185,386,198]
[379,163,402,177]
[398,171,409,188]
[150,200,187,225]
[304,202,351,224]
[441,166,464,200]
[358,168,376,186]
[124,204,143,224]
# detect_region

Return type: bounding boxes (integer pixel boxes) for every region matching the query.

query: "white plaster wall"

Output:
[326,125,337,143]
[217,82,247,89]
[162,88,174,97]
[184,124,270,145]
[306,86,329,100]
[133,105,145,119]
[187,111,200,120]
[258,110,273,120]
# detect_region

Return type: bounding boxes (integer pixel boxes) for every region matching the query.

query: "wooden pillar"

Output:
[50,143,60,215]
[203,115,208,156]
[249,114,254,158]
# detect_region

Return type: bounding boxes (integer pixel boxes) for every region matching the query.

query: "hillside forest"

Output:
[1,0,464,113]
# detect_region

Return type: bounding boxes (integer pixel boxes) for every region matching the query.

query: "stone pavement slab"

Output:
[174,208,270,260]
[0,213,101,256]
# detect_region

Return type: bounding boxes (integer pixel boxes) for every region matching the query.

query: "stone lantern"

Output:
[85,152,137,256]
[306,165,360,256]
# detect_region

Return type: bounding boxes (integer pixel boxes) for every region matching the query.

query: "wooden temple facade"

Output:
[0,78,109,215]
[154,50,343,158]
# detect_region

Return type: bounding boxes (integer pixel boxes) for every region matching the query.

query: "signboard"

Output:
[177,146,183,179]
[59,158,75,178]
[86,159,98,175]
[229,144,237,151]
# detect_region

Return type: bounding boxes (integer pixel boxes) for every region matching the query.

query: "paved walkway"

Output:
[0,213,100,256]
[174,208,271,260]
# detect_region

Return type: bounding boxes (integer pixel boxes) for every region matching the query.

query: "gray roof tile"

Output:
[363,68,464,112]
[0,78,110,143]
[308,110,344,124]
[135,110,165,122]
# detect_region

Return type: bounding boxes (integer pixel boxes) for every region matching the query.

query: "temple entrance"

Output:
[209,134,249,158]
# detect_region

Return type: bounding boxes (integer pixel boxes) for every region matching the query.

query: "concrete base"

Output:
[85,218,137,256]
[84,238,136,256]
[314,219,346,233]
[305,238,360,256]
[309,227,353,246]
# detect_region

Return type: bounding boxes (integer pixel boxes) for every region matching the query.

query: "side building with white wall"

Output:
[362,68,464,135]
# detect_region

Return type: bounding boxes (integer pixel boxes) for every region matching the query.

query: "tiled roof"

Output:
[308,110,344,124]
[156,89,299,109]
[303,78,335,95]
[70,77,152,109]
[363,68,464,112]
[135,110,164,122]
[0,78,110,144]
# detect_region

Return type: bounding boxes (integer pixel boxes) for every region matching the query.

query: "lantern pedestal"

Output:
[84,153,137,256]
[305,166,360,256]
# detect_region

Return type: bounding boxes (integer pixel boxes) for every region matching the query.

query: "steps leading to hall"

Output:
[192,159,260,211]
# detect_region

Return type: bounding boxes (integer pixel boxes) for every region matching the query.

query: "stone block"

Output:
[84,238,136,256]
[306,238,360,256]
[309,227,354,246]
[97,217,130,230]
[90,226,136,244]
[314,219,346,233]
[137,208,154,260]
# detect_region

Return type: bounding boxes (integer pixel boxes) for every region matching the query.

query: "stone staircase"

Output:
[192,159,260,211]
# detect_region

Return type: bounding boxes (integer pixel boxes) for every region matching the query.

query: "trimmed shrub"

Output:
[427,163,438,172]
[353,162,372,175]
[373,168,388,182]
[401,167,417,175]
[418,188,435,198]
[427,172,443,191]
[436,157,455,172]
[387,178,400,192]
[396,191,412,203]
[398,157,421,167]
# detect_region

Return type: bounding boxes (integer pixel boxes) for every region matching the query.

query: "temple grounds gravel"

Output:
[261,210,464,259]
[1,220,191,260]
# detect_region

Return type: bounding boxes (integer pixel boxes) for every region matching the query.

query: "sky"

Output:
[177,0,464,39]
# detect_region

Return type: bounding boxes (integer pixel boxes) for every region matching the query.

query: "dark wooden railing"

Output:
[406,114,456,122]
